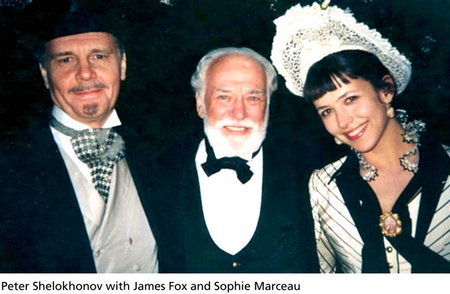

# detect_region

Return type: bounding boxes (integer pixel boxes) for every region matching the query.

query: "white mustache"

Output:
[214,119,258,129]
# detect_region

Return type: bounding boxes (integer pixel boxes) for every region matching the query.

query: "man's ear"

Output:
[380,75,395,104]
[120,53,127,81]
[195,92,204,119]
[39,63,50,89]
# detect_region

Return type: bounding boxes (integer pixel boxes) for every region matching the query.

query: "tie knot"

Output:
[50,117,125,201]
[50,117,125,164]
[71,128,125,164]
[217,156,248,169]
[201,139,254,184]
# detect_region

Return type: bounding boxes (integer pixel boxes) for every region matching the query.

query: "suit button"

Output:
[232,262,240,268]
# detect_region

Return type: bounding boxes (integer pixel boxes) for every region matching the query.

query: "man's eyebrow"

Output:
[213,89,264,93]
[249,89,264,94]
[49,51,73,59]
[91,48,114,54]
[213,88,231,93]
[49,48,114,59]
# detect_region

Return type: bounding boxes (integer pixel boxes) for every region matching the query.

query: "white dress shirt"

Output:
[195,139,263,255]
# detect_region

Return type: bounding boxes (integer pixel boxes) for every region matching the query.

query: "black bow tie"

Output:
[201,139,254,184]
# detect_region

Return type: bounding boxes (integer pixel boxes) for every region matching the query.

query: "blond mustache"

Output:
[69,83,106,93]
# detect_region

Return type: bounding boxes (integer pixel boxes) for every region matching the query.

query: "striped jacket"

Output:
[309,136,450,273]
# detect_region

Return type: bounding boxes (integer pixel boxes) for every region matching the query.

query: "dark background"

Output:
[1,0,449,160]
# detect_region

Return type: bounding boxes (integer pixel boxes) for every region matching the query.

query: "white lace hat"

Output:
[270,2,412,97]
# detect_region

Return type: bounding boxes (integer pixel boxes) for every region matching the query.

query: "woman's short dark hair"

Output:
[303,50,396,102]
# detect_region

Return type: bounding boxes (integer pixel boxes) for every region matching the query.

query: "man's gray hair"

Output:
[190,47,278,100]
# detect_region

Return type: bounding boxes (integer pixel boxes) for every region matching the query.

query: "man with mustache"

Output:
[0,10,158,272]
[150,47,320,272]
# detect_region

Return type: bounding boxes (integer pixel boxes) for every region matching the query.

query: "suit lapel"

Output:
[24,127,96,272]
[415,136,450,242]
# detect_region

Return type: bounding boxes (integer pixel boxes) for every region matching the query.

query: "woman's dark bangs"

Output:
[304,66,351,101]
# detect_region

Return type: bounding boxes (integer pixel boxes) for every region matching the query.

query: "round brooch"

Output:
[379,212,402,237]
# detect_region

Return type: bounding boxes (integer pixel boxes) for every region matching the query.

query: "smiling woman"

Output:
[271,2,450,273]
[306,51,399,157]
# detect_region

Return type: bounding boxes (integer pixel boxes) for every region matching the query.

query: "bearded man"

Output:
[150,47,320,273]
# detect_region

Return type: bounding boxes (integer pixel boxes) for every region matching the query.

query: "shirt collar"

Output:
[51,105,121,130]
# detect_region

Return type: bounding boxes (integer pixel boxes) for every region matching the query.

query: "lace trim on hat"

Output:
[271,3,411,97]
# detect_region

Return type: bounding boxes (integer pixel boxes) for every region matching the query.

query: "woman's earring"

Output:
[334,137,343,145]
[387,106,395,118]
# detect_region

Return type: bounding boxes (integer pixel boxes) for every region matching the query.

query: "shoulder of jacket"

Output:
[311,156,347,184]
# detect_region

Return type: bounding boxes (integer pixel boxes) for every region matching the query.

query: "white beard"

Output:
[204,116,267,160]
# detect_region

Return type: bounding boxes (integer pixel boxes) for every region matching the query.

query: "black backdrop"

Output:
[1,0,449,160]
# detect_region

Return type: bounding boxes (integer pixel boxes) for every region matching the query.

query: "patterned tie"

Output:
[50,118,125,201]
[201,138,254,184]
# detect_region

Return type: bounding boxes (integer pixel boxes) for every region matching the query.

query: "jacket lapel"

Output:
[21,127,96,272]
[414,135,450,243]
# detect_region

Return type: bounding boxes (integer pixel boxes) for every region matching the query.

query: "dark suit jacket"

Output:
[0,123,157,272]
[149,132,322,273]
